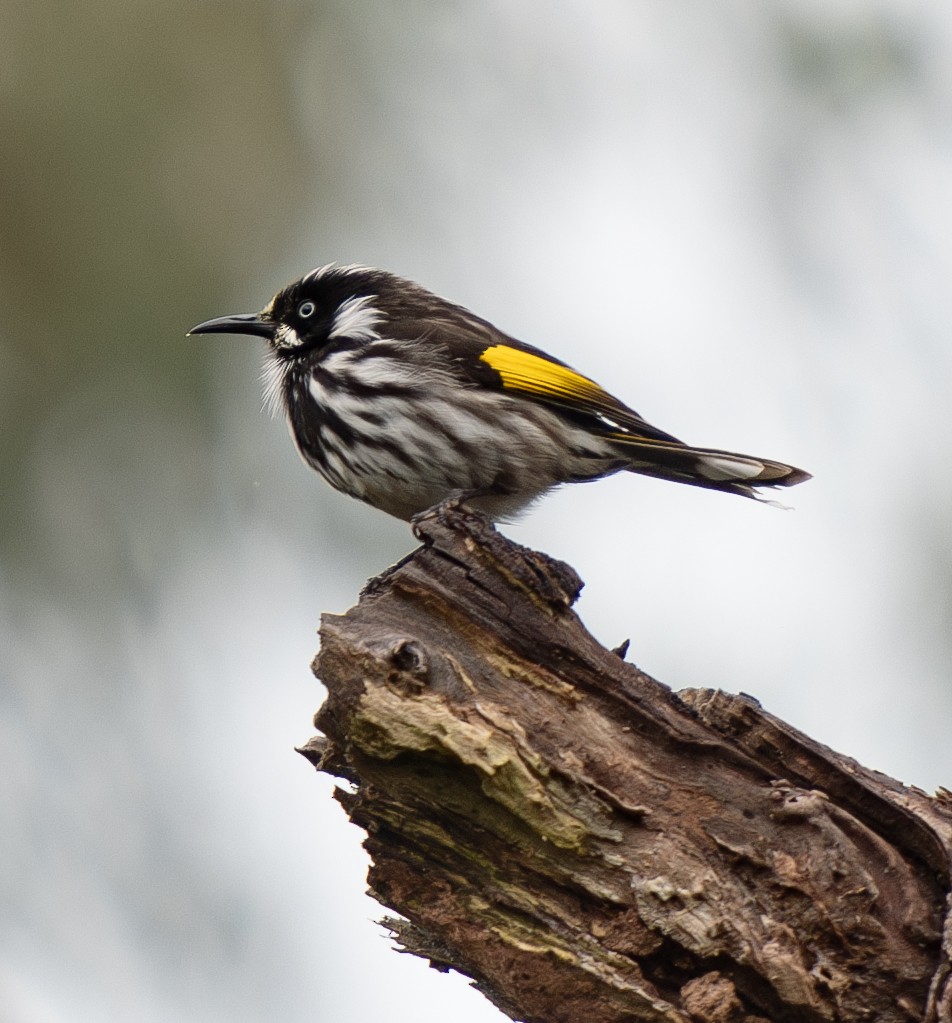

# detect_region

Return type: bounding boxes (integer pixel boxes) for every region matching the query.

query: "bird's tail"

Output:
[618,439,811,504]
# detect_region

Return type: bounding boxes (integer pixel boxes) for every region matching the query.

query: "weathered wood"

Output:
[299,507,952,1023]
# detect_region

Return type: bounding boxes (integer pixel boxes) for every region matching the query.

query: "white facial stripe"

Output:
[303,263,335,283]
[273,323,302,349]
[329,295,384,342]
[303,262,374,284]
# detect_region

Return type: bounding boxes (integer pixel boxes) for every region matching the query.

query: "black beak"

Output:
[187,313,275,341]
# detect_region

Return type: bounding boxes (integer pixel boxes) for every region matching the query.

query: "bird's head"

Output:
[188,264,389,358]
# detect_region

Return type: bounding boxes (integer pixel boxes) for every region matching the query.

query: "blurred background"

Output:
[2,1,951,1020]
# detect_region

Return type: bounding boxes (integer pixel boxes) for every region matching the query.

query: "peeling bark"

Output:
[299,507,952,1023]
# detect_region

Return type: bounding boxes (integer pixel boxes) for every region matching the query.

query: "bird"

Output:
[189,264,810,521]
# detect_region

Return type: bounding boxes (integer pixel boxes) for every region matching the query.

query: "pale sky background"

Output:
[2,2,951,1021]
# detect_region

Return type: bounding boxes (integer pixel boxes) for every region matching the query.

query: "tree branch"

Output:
[299,507,952,1023]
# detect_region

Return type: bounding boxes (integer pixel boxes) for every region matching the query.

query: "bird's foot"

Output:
[411,489,493,541]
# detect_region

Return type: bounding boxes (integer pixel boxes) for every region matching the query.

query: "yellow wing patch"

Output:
[479,343,681,445]
[480,344,610,406]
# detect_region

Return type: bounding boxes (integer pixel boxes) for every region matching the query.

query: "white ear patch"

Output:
[329,295,384,342]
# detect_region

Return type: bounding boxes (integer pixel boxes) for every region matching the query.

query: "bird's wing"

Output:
[385,308,678,442]
[474,340,683,441]
[392,315,810,493]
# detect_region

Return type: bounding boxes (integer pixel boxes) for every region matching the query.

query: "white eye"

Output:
[297,300,316,319]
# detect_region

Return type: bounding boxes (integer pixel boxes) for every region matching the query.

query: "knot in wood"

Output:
[387,638,430,689]
[770,786,830,822]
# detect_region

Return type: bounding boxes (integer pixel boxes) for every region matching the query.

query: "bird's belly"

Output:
[289,387,620,520]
